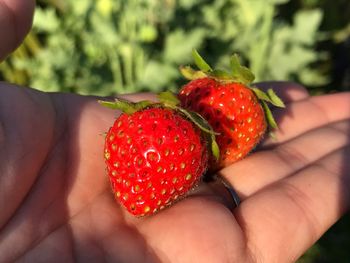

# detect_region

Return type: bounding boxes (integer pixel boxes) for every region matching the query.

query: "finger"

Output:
[0,0,35,60]
[255,81,309,103]
[235,145,350,262]
[220,120,350,199]
[262,92,350,146]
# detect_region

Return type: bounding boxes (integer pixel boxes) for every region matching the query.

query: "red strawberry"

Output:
[178,50,285,170]
[100,93,216,216]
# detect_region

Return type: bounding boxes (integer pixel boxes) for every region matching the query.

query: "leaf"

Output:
[230,54,255,84]
[179,0,199,9]
[252,87,271,101]
[266,0,289,4]
[179,109,220,160]
[178,108,219,136]
[210,69,232,80]
[164,30,205,64]
[179,65,207,80]
[294,10,323,45]
[252,87,285,108]
[3,0,328,97]
[192,49,212,72]
[299,68,329,86]
[158,91,180,107]
[98,98,152,114]
[98,99,132,111]
[135,100,154,111]
[211,135,220,161]
[138,24,158,43]
[267,88,285,108]
[261,101,278,129]
[141,61,179,91]
[33,7,59,32]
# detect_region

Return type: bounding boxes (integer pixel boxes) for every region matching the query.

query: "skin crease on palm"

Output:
[0,1,350,263]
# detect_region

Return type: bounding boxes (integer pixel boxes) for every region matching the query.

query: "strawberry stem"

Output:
[176,107,220,161]
[158,91,181,107]
[179,65,207,80]
[261,101,278,129]
[98,98,153,114]
[229,54,255,85]
[251,87,285,130]
[267,88,285,108]
[192,49,212,72]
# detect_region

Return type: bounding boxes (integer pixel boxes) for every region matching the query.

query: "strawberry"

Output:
[178,50,285,170]
[100,93,218,216]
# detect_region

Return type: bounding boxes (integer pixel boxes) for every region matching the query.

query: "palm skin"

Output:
[0,85,245,262]
[0,82,349,263]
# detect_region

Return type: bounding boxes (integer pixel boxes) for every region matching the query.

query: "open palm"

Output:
[1,1,350,261]
[0,82,349,263]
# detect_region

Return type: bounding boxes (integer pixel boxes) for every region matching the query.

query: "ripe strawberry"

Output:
[178,50,285,170]
[100,93,217,216]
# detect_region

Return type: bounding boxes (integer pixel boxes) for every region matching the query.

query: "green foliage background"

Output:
[1,0,350,261]
[1,0,349,96]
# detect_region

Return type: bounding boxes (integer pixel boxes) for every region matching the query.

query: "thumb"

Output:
[0,0,35,61]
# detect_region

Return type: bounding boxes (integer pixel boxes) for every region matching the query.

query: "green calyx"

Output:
[99,98,153,114]
[251,87,285,129]
[98,91,220,161]
[180,49,255,85]
[180,49,286,131]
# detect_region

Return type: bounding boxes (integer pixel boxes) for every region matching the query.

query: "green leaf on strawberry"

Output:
[158,91,181,107]
[99,98,153,114]
[229,54,255,84]
[192,49,212,72]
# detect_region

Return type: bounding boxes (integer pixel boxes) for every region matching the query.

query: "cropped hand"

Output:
[1,1,350,262]
[0,82,349,263]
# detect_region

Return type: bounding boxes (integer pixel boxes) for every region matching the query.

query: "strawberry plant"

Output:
[0,0,330,95]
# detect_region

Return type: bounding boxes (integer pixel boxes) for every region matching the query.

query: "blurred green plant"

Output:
[0,0,331,95]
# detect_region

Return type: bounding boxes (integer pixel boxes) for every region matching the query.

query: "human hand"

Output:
[1,2,350,262]
[0,81,349,263]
